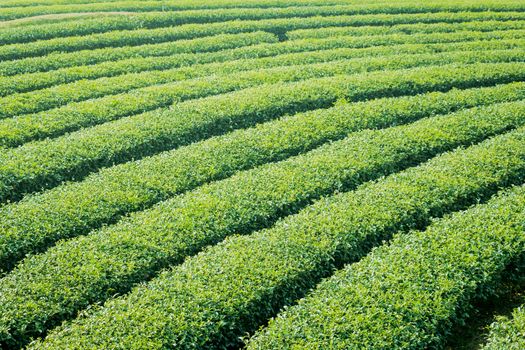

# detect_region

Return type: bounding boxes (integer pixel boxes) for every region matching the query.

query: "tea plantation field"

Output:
[0,0,525,348]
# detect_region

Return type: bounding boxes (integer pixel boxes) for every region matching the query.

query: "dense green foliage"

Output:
[483,306,525,349]
[28,111,525,349]
[287,18,525,39]
[2,42,523,120]
[5,12,523,61]
[0,31,279,76]
[1,98,524,348]
[0,0,346,9]
[2,25,521,77]
[1,1,524,348]
[248,183,525,349]
[1,82,522,273]
[2,8,524,45]
[1,62,523,203]
[2,27,523,96]
[1,0,525,21]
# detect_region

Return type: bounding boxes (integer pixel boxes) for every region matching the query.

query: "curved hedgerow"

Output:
[1,48,523,147]
[1,0,525,21]
[1,7,524,45]
[0,13,119,30]
[0,33,279,117]
[0,28,487,80]
[0,0,349,20]
[2,11,525,61]
[0,0,347,10]
[1,82,523,273]
[0,0,351,8]
[0,30,278,76]
[2,24,523,96]
[2,41,523,119]
[2,26,522,77]
[0,0,125,7]
[1,2,524,348]
[25,110,525,350]
[0,62,523,203]
[247,182,525,349]
[1,100,524,348]
[287,18,525,39]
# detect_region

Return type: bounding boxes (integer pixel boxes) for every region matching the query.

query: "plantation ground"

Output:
[0,0,524,349]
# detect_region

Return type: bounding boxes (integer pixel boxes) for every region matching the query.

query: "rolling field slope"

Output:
[0,0,524,349]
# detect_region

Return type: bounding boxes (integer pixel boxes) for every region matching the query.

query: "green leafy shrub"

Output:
[26,108,525,350]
